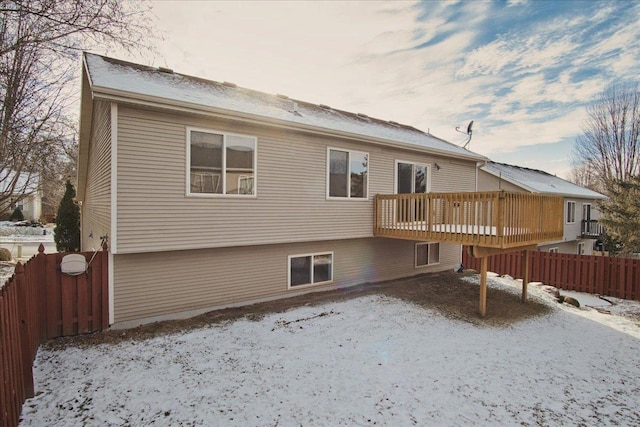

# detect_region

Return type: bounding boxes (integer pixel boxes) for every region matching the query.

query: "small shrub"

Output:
[9,207,24,222]
[0,247,11,261]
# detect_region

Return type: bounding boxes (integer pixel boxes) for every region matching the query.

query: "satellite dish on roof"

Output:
[455,120,474,149]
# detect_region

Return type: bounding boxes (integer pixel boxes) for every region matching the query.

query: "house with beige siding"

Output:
[78,53,564,327]
[0,171,42,221]
[478,161,607,255]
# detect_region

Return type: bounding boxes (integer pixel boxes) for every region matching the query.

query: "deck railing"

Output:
[581,219,604,239]
[374,191,564,249]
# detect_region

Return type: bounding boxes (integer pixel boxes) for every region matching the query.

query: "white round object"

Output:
[61,254,87,275]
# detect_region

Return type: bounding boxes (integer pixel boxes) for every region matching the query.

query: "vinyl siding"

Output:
[564,198,601,243]
[115,106,477,253]
[539,240,594,255]
[112,237,461,325]
[81,101,111,251]
[479,170,602,250]
[477,169,523,193]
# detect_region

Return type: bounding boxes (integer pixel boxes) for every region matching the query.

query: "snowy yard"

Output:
[19,275,640,426]
[0,221,55,285]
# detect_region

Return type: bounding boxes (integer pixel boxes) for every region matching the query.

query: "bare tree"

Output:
[572,84,640,190]
[569,162,603,192]
[0,0,155,217]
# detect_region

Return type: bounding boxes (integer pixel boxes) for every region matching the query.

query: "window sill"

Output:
[288,280,333,290]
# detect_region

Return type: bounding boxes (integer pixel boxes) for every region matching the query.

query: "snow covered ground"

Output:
[0,221,55,285]
[19,275,640,426]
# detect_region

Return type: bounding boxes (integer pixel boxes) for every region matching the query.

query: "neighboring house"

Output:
[78,53,562,327]
[0,170,42,221]
[478,161,607,255]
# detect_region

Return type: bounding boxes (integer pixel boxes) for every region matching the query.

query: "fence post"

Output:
[36,244,47,342]
[15,263,35,398]
[521,250,530,303]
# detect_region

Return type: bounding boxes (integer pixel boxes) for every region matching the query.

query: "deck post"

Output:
[521,249,530,303]
[479,256,488,317]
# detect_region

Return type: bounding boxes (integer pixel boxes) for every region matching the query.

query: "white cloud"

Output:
[100,0,640,176]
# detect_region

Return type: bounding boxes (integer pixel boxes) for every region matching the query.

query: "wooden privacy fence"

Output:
[1,245,108,427]
[462,248,640,301]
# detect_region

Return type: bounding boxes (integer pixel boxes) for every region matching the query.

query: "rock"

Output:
[563,296,580,308]
[557,294,580,308]
[0,247,11,261]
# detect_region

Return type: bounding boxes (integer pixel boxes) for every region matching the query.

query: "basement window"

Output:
[415,242,440,268]
[288,252,333,288]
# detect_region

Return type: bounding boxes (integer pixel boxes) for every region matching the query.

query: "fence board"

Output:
[0,247,109,427]
[77,272,89,334]
[60,272,75,336]
[45,254,59,338]
[462,247,640,301]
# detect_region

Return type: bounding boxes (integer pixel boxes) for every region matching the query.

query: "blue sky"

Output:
[120,0,640,179]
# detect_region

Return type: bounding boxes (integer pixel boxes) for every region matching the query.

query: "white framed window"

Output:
[288,252,334,288]
[582,203,591,221]
[187,127,257,197]
[549,247,559,253]
[395,160,431,194]
[577,242,585,255]
[327,148,369,199]
[566,201,576,224]
[415,242,440,268]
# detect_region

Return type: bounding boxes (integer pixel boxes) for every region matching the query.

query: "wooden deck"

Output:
[374,191,565,317]
[374,191,564,249]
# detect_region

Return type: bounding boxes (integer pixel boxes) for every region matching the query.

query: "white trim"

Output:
[326,147,370,200]
[110,103,118,254]
[185,126,258,198]
[109,103,117,325]
[415,241,440,268]
[288,251,334,289]
[108,251,114,325]
[394,160,432,194]
[549,247,559,253]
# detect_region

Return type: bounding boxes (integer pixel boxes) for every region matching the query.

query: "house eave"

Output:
[479,167,607,200]
[89,85,487,163]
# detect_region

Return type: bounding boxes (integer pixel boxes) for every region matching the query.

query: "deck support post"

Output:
[521,249,530,303]
[479,256,488,317]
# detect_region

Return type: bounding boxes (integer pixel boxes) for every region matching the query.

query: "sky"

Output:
[111,0,640,179]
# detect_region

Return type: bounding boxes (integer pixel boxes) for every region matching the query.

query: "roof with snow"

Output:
[83,53,485,161]
[0,170,39,194]
[480,161,606,199]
